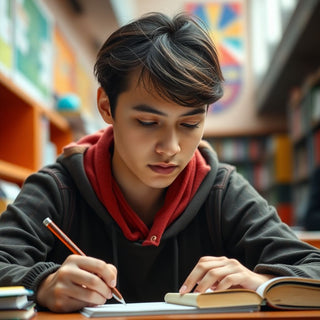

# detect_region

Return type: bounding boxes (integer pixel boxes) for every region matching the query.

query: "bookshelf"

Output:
[0,72,72,186]
[208,136,266,191]
[208,134,293,225]
[256,0,320,116]
[251,0,320,227]
[288,69,320,227]
[261,135,293,225]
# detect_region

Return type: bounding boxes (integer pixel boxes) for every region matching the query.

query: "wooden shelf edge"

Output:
[0,71,70,133]
[0,160,33,185]
[0,71,43,110]
[40,107,70,132]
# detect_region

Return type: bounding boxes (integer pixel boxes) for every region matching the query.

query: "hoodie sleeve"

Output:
[219,169,320,278]
[0,165,69,296]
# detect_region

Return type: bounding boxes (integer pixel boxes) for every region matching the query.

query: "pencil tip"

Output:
[113,293,126,304]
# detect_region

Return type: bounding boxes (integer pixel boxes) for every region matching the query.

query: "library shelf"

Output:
[0,72,72,186]
[0,160,33,186]
[256,0,320,116]
[288,68,320,226]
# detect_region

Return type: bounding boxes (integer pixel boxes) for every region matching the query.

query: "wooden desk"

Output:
[296,230,320,249]
[35,310,320,319]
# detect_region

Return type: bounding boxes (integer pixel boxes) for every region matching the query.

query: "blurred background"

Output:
[0,0,320,232]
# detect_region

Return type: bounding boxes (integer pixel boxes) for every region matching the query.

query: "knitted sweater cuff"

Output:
[21,262,61,300]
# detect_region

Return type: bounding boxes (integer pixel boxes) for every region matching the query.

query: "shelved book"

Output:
[164,276,320,311]
[0,286,36,319]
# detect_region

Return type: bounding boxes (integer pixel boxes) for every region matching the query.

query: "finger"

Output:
[194,264,239,293]
[179,257,228,294]
[48,295,86,313]
[67,281,108,306]
[48,287,105,313]
[60,257,114,300]
[195,258,255,293]
[72,269,113,300]
[214,273,245,291]
[44,272,108,312]
[68,255,118,289]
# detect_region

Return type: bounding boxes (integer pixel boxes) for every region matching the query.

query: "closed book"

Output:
[0,301,36,320]
[164,276,320,311]
[0,286,33,309]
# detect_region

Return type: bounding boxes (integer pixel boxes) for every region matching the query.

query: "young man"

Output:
[0,12,320,313]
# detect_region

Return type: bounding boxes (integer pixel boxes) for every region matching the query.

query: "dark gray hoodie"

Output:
[0,144,320,304]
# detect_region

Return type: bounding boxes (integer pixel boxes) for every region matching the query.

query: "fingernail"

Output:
[110,280,116,288]
[179,285,187,294]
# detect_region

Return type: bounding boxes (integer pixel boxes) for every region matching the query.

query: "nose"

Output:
[155,128,181,157]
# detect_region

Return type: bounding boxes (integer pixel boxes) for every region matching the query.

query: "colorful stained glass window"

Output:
[186,2,244,113]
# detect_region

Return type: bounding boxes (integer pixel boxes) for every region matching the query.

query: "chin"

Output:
[146,178,177,189]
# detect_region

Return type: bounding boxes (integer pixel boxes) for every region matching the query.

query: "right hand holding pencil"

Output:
[36,255,118,312]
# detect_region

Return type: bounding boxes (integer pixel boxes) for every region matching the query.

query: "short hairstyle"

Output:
[94,12,224,116]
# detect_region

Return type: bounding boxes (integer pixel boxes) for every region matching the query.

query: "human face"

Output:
[99,76,207,193]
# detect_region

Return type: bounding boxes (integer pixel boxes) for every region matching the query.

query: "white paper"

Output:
[81,302,197,317]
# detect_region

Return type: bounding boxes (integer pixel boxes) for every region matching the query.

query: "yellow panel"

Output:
[76,62,94,116]
[206,3,220,29]
[223,20,243,38]
[53,27,77,95]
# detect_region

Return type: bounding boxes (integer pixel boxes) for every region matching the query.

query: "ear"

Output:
[97,87,113,124]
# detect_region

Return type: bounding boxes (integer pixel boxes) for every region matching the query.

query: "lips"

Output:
[149,164,177,174]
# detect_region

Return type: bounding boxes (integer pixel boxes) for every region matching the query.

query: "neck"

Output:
[131,188,166,227]
[118,180,166,227]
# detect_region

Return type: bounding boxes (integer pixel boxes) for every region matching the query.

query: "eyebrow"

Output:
[132,104,206,117]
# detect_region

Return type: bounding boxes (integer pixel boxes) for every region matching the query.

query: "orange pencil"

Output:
[43,217,125,304]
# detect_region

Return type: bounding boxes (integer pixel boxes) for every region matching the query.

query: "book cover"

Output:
[0,286,33,298]
[0,301,36,320]
[165,277,320,311]
[0,286,33,309]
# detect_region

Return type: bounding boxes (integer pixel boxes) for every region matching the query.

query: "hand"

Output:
[36,255,118,312]
[179,256,274,294]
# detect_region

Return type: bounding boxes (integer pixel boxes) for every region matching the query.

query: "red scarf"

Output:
[82,126,210,246]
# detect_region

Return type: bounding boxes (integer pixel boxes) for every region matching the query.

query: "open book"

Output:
[165,276,320,311]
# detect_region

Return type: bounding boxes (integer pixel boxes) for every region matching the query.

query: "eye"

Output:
[181,122,200,129]
[137,119,157,126]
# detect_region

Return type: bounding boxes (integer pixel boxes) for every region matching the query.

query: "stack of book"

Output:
[0,286,36,319]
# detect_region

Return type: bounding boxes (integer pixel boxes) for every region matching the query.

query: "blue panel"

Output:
[219,4,237,29]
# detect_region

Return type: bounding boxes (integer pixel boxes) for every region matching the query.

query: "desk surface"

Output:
[35,310,320,320]
[296,230,320,249]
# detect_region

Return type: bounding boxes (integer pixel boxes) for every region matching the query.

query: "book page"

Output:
[256,276,300,297]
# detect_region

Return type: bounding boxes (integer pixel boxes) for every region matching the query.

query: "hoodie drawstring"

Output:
[111,226,121,289]
[173,237,179,292]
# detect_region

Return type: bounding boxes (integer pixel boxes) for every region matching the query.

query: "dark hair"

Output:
[94,12,224,116]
